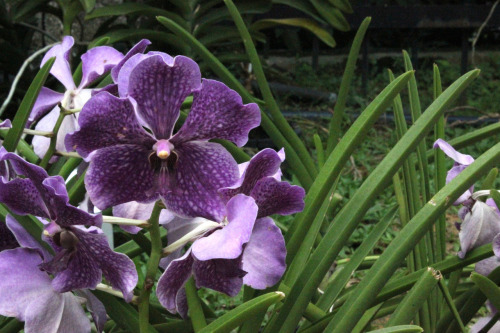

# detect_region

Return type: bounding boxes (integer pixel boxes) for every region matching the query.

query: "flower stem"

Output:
[39,107,67,169]
[96,283,139,304]
[54,151,81,158]
[186,277,207,331]
[102,215,150,228]
[138,201,163,333]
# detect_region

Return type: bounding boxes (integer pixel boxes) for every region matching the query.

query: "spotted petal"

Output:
[0,177,49,218]
[242,217,286,289]
[111,39,151,83]
[6,215,51,259]
[46,227,138,301]
[157,250,194,314]
[0,216,18,252]
[172,79,260,146]
[42,36,75,90]
[162,141,239,221]
[250,177,305,218]
[192,194,257,260]
[128,54,201,138]
[193,257,245,297]
[85,144,157,210]
[79,46,124,88]
[42,176,102,228]
[220,148,284,200]
[66,92,155,158]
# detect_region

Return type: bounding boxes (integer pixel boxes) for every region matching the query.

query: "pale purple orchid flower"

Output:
[458,201,500,259]
[433,138,475,205]
[0,148,137,300]
[30,36,150,161]
[156,149,304,315]
[0,215,107,332]
[65,51,261,221]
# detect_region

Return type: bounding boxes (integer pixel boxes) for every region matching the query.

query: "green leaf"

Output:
[79,0,95,13]
[285,71,413,286]
[224,0,318,182]
[273,0,326,24]
[252,18,336,47]
[367,326,423,333]
[387,268,440,326]
[329,0,353,14]
[86,3,187,29]
[327,17,371,153]
[329,102,500,333]
[198,292,284,333]
[316,206,398,310]
[490,189,500,209]
[93,291,157,333]
[90,29,188,53]
[310,0,350,31]
[271,69,479,333]
[3,57,55,152]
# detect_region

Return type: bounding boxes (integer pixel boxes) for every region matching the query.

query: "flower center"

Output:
[53,229,79,250]
[153,139,174,160]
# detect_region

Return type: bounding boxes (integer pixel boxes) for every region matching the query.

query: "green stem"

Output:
[186,277,207,331]
[437,278,466,333]
[39,108,67,169]
[138,202,163,333]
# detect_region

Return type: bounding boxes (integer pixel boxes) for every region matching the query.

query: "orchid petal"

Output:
[172,79,260,146]
[242,217,286,289]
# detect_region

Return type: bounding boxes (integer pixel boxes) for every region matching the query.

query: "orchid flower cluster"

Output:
[0,37,305,332]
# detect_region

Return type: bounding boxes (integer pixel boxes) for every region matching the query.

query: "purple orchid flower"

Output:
[30,36,150,161]
[0,214,107,332]
[0,148,137,300]
[433,139,475,205]
[156,149,304,315]
[65,51,261,221]
[458,201,500,259]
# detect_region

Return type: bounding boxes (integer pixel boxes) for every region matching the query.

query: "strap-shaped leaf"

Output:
[387,268,440,326]
[198,292,284,333]
[3,57,55,152]
[329,0,353,14]
[310,0,350,31]
[93,290,157,333]
[252,18,336,47]
[85,3,187,29]
[367,326,423,333]
[471,271,500,310]
[269,69,480,333]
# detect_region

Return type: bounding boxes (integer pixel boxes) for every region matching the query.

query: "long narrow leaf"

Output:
[3,57,55,152]
[198,292,284,333]
[329,127,499,333]
[268,69,479,333]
